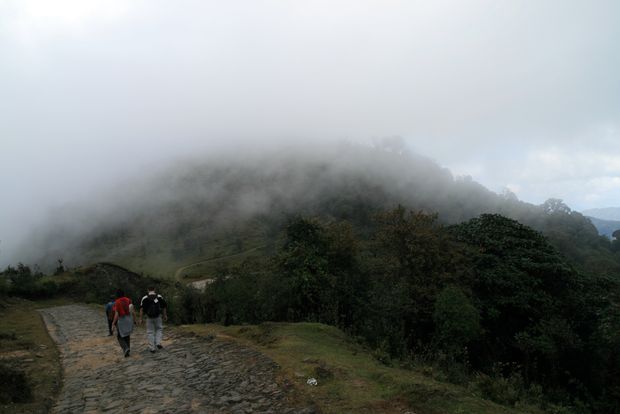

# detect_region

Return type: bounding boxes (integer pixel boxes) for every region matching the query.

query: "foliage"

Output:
[54,258,65,275]
[362,206,470,356]
[6,201,620,413]
[2,263,56,298]
[193,209,620,412]
[433,285,480,358]
[451,214,620,410]
[270,217,364,325]
[0,362,32,404]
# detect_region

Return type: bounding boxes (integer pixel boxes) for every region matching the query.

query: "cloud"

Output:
[3,0,131,33]
[1,0,619,262]
[484,139,620,209]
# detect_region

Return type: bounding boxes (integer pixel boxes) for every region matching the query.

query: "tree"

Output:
[364,206,471,355]
[269,217,341,323]
[54,258,65,275]
[452,214,608,395]
[433,285,480,358]
[541,198,571,215]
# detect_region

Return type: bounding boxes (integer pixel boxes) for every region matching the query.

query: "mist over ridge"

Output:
[6,141,604,277]
[3,0,620,273]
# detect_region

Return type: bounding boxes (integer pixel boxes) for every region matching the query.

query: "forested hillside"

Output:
[4,144,620,412]
[15,144,620,279]
[184,211,619,412]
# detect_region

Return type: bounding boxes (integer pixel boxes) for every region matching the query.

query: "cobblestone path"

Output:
[39,305,311,414]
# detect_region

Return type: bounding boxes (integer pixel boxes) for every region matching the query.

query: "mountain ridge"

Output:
[11,143,617,278]
[582,207,620,221]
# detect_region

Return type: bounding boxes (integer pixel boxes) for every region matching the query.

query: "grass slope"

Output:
[0,298,66,413]
[94,222,270,279]
[183,322,543,414]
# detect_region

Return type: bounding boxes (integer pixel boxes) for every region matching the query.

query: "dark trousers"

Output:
[107,318,113,335]
[117,333,130,353]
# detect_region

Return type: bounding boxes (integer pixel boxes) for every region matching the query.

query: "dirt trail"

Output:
[39,304,311,414]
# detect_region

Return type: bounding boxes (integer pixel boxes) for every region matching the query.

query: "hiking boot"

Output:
[149,349,156,353]
[124,349,130,357]
[156,344,163,349]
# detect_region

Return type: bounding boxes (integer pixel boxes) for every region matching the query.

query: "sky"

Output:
[1,0,620,261]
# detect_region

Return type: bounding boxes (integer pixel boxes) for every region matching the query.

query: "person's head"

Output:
[147,286,156,296]
[115,289,124,299]
[109,295,115,302]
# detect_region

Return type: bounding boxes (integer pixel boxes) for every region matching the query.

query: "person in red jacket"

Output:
[111,289,136,357]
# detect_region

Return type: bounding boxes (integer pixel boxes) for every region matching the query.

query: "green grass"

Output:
[182,322,544,414]
[75,221,273,279]
[176,244,269,282]
[0,298,69,413]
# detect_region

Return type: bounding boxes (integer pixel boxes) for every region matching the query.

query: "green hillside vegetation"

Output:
[202,211,618,412]
[4,146,620,413]
[3,208,620,412]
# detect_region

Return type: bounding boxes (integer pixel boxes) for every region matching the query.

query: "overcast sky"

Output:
[1,0,620,261]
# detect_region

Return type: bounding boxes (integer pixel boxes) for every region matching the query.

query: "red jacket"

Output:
[114,297,132,317]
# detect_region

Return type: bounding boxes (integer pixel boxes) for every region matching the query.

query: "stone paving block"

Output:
[40,304,313,413]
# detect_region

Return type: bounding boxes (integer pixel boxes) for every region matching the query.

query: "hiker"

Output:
[111,288,136,357]
[139,287,168,353]
[104,295,115,336]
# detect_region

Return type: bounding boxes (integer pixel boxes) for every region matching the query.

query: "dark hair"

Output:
[115,289,124,298]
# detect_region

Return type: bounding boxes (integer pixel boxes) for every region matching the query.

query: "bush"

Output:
[475,371,522,406]
[0,277,8,299]
[372,339,392,366]
[0,362,32,404]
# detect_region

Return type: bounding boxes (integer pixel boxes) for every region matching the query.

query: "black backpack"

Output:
[145,296,161,318]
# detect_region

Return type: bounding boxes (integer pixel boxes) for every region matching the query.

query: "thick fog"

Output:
[1,0,620,266]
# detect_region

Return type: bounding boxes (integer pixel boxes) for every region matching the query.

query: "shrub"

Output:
[474,371,522,406]
[0,362,32,404]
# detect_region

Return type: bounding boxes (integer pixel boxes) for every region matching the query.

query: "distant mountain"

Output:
[580,207,620,238]
[584,216,620,239]
[582,207,620,221]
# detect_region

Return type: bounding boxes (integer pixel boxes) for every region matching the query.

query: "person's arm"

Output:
[138,296,145,325]
[129,303,137,325]
[111,310,119,333]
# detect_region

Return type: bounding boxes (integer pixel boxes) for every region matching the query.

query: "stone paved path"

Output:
[39,305,311,414]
